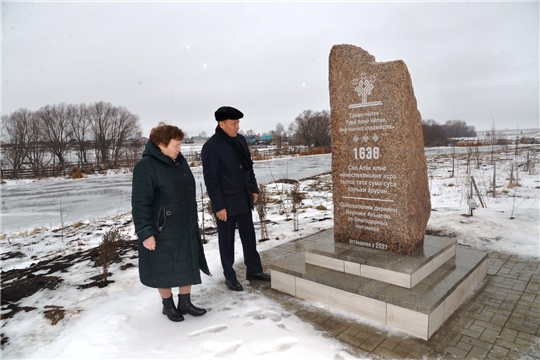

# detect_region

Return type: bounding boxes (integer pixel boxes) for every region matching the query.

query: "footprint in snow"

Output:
[216,306,233,312]
[254,337,299,355]
[244,309,281,322]
[265,312,282,322]
[188,324,228,337]
[200,340,243,356]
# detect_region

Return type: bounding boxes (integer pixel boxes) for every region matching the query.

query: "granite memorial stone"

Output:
[329,44,431,255]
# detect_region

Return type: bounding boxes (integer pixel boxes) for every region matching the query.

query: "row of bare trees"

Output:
[422,119,478,146]
[1,102,142,178]
[292,109,331,148]
[261,113,481,150]
[260,109,331,149]
[268,112,482,150]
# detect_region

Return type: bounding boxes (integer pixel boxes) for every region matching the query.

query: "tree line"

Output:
[255,112,478,150]
[422,119,477,146]
[1,99,480,179]
[252,109,331,149]
[1,102,142,178]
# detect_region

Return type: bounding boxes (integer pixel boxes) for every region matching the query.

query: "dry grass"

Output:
[299,147,332,156]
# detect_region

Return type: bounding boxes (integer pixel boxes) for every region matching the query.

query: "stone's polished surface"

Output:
[329,44,431,254]
[304,234,456,288]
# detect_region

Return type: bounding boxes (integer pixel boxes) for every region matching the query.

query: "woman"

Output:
[132,122,210,322]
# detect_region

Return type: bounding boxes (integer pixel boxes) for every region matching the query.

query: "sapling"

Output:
[206,201,217,229]
[58,198,72,242]
[267,164,291,220]
[255,184,269,240]
[450,141,456,178]
[199,183,207,243]
[492,162,497,198]
[290,182,304,231]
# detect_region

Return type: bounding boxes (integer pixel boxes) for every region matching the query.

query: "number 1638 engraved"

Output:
[353,146,380,160]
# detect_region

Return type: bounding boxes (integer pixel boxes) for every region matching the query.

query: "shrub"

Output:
[71,167,84,179]
[99,228,124,282]
[299,147,332,156]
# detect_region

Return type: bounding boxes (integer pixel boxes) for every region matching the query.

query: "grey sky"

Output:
[3,1,539,138]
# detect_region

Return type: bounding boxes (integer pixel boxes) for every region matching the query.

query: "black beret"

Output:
[215,106,244,121]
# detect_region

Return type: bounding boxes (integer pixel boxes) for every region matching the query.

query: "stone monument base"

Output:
[269,229,487,340]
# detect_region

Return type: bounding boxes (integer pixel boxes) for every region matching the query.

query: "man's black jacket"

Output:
[201,130,259,216]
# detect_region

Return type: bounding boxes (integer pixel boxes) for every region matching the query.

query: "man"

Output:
[201,106,271,291]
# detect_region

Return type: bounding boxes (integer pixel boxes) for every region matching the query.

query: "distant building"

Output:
[189,136,207,145]
[259,135,273,145]
[245,135,259,145]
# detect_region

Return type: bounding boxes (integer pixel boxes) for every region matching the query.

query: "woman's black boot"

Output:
[178,293,207,317]
[162,296,184,322]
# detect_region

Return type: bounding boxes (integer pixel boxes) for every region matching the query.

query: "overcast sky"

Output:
[3,1,539,138]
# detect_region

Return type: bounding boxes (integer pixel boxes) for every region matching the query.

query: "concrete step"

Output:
[270,242,487,340]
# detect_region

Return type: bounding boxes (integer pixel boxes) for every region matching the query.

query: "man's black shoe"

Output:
[225,279,243,291]
[246,272,271,281]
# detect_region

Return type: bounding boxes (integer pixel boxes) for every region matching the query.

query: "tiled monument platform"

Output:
[269,230,488,340]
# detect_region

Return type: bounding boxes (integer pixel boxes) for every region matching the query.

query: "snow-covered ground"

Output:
[1,146,539,359]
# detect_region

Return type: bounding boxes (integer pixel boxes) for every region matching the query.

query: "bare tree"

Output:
[87,101,115,166]
[466,146,475,176]
[311,110,331,147]
[272,123,286,149]
[473,146,481,169]
[422,119,447,146]
[294,109,331,148]
[287,122,297,138]
[1,109,33,177]
[124,137,144,169]
[109,106,141,167]
[69,103,91,167]
[26,113,51,177]
[87,101,141,168]
[490,119,497,164]
[294,110,316,147]
[36,103,74,173]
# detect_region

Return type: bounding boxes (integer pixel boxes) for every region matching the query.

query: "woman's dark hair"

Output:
[149,122,185,147]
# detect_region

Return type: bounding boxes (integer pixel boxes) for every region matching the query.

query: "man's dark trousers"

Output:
[217,212,263,281]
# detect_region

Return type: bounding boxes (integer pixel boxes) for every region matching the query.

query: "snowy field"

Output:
[1,146,539,359]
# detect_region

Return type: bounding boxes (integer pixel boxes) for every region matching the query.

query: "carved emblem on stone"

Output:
[349,73,383,109]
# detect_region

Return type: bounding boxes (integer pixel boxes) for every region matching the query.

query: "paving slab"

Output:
[244,229,540,359]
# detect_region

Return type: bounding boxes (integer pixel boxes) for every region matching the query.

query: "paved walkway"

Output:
[240,229,539,359]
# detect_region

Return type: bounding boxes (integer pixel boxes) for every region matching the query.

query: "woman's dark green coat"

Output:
[132,141,210,288]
